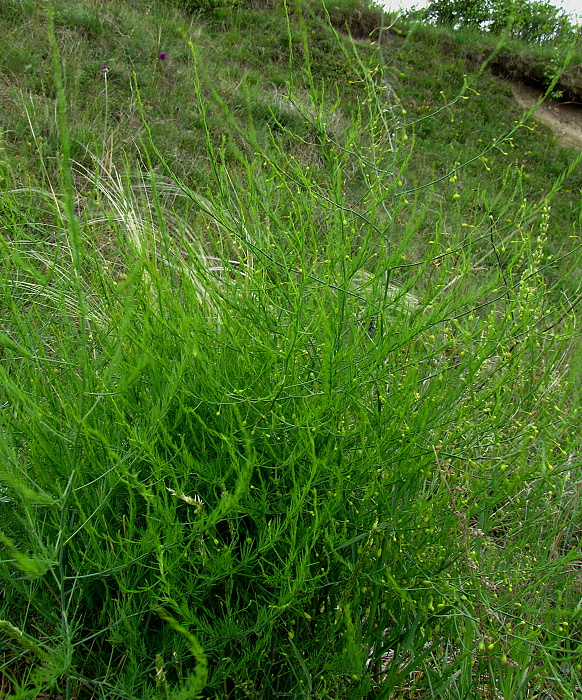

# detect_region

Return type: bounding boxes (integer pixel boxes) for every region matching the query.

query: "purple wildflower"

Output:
[158,52,167,60]
[101,65,108,72]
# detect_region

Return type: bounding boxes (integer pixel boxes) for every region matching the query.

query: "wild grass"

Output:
[0,1,582,699]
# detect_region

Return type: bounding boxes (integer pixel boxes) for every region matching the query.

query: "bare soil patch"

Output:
[511,82,582,149]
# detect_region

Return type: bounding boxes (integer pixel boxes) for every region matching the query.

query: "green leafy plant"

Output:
[409,0,577,44]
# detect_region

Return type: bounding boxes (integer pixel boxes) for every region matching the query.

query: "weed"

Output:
[0,2,581,699]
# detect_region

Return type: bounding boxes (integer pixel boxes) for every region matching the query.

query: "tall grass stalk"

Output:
[0,4,581,698]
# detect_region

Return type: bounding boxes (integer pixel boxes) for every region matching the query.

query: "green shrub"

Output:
[409,0,577,45]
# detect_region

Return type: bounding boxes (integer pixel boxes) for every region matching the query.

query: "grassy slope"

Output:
[1,1,582,699]
[1,0,581,287]
[0,4,578,190]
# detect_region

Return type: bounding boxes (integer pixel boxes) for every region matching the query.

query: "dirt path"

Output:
[511,82,582,149]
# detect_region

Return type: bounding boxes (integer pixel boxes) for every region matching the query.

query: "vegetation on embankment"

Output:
[1,0,581,286]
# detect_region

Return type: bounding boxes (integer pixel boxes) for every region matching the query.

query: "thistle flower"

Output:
[158,52,167,60]
[101,65,108,72]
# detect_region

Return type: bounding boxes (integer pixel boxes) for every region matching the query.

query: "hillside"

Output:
[2,0,582,285]
[1,1,582,699]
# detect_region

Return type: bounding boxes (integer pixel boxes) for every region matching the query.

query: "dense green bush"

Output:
[408,0,578,44]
